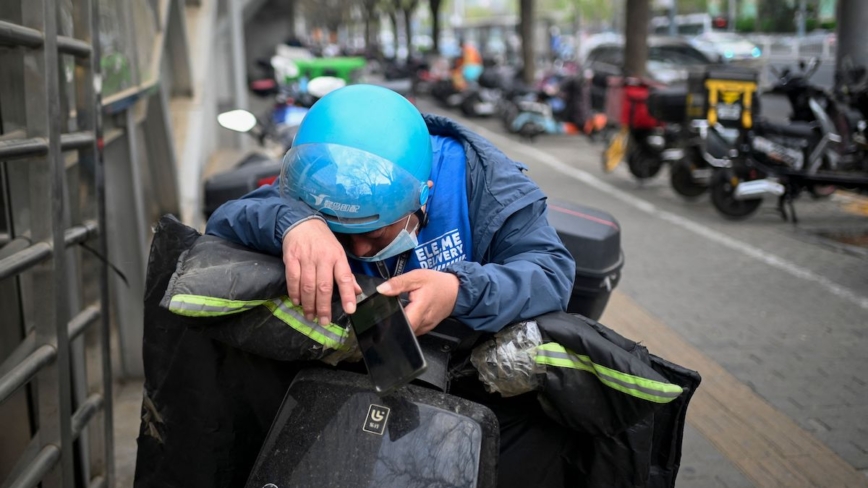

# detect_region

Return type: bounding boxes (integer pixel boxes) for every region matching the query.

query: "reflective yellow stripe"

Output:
[168,294,268,316]
[536,343,683,404]
[168,294,349,350]
[263,298,348,350]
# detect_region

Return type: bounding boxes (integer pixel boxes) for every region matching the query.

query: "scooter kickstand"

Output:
[788,197,799,224]
[777,196,789,222]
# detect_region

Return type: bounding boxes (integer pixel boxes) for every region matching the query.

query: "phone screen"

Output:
[350,293,427,394]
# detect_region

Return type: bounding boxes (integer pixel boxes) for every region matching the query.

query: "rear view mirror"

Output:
[218,110,258,133]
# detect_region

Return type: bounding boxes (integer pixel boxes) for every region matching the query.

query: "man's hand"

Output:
[283,219,361,325]
[376,269,459,336]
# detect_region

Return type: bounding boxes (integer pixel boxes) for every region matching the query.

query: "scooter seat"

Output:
[757,119,816,139]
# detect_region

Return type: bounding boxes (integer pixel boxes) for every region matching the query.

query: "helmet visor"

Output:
[280,143,428,234]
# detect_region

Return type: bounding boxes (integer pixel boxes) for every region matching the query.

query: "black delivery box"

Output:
[547,200,625,320]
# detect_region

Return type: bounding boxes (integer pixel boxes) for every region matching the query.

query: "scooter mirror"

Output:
[217,110,258,133]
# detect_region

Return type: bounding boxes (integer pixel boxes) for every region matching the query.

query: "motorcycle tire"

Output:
[809,184,837,199]
[501,103,519,132]
[627,145,664,180]
[461,94,480,117]
[710,168,763,219]
[670,159,708,199]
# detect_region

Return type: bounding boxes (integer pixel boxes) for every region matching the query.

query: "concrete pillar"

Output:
[836,0,868,80]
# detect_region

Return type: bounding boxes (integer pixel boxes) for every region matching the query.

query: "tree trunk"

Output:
[572,3,581,63]
[404,9,414,57]
[287,0,296,38]
[430,0,442,54]
[389,11,399,56]
[520,0,535,85]
[623,0,650,78]
[755,0,762,32]
[365,17,372,53]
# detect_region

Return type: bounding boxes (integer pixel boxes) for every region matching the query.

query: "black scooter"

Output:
[710,60,868,221]
[244,202,626,488]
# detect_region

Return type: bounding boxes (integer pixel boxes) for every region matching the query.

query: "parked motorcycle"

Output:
[204,110,291,218]
[602,79,684,180]
[709,60,868,221]
[647,68,759,200]
[501,74,608,141]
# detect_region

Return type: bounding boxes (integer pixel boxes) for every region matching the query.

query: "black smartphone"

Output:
[349,292,427,394]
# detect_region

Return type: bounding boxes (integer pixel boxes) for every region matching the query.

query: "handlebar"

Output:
[774,57,821,88]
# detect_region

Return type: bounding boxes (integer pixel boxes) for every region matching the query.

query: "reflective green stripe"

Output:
[264,298,349,350]
[168,294,348,350]
[536,343,683,404]
[169,294,269,317]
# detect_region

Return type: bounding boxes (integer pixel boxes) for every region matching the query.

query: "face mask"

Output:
[352,215,419,263]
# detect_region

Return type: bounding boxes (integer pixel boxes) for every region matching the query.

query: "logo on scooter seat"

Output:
[363,404,390,435]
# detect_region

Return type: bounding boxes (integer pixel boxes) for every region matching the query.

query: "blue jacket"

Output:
[206,114,576,332]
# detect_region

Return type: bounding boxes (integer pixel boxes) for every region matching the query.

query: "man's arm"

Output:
[205,182,320,256]
[445,199,576,333]
[206,182,359,324]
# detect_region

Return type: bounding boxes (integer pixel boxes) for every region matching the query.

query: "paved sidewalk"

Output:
[603,293,868,488]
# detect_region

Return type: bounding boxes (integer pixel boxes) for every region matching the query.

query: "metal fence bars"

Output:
[0,0,113,486]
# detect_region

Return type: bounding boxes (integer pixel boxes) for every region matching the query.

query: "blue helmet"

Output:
[280,84,432,234]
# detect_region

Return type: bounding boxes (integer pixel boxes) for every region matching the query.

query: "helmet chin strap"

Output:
[414,207,429,229]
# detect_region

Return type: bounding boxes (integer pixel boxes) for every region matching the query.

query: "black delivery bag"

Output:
[647,87,689,125]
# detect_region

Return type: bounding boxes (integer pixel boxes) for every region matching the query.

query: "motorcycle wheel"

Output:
[500,103,519,132]
[710,168,763,219]
[461,94,480,117]
[809,184,837,199]
[626,143,664,180]
[670,159,708,199]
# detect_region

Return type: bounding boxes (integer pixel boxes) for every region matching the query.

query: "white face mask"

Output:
[351,215,419,262]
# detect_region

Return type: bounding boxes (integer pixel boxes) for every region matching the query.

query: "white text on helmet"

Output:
[322,199,361,214]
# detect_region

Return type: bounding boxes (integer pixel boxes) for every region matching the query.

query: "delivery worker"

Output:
[205,84,580,486]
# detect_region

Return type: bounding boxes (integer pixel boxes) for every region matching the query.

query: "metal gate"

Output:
[0,0,114,485]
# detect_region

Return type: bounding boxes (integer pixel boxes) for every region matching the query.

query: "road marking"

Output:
[464,122,868,312]
[603,292,868,488]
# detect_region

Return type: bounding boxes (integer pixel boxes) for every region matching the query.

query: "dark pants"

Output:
[450,376,583,488]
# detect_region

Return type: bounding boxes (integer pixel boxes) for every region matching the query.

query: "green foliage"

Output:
[676,0,708,15]
[544,0,612,24]
[758,0,796,33]
[465,5,492,19]
[578,0,613,22]
[735,16,756,33]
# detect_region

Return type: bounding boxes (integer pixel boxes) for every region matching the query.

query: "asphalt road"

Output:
[416,97,868,487]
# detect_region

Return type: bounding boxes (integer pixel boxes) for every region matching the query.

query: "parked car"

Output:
[689,32,763,63]
[583,36,716,112]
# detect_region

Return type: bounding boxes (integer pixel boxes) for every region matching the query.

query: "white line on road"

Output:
[468,123,868,312]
